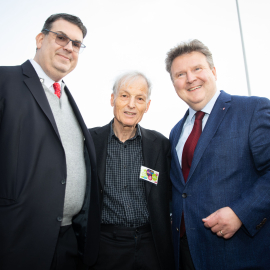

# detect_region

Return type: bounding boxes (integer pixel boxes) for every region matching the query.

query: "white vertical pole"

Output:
[236,0,251,96]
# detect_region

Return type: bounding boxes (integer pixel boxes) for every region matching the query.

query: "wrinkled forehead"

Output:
[118,76,148,94]
[172,51,212,72]
[180,51,212,68]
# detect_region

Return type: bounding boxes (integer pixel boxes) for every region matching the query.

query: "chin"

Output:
[124,122,136,127]
[54,62,72,72]
[122,121,137,127]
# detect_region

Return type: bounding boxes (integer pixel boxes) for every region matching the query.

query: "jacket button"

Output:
[57,216,62,222]
[182,193,187,198]
[176,227,179,231]
[61,179,66,185]
[101,189,103,193]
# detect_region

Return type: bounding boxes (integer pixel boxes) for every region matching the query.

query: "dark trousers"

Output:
[179,234,195,270]
[50,225,78,270]
[91,224,160,270]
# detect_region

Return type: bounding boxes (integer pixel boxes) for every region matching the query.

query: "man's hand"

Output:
[202,207,242,239]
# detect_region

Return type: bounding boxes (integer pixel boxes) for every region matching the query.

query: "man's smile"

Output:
[188,85,202,91]
[124,111,136,115]
[57,53,71,61]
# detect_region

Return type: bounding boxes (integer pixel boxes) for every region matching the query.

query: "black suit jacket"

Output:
[0,60,100,270]
[89,123,175,270]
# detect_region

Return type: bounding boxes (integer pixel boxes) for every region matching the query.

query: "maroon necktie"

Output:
[180,111,205,237]
[53,82,61,99]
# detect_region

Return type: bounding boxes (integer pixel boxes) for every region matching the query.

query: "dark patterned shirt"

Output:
[101,121,149,227]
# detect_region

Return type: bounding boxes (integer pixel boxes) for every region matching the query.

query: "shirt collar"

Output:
[109,119,142,142]
[29,59,63,89]
[187,90,221,122]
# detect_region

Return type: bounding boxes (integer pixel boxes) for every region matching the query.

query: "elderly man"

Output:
[0,13,99,270]
[166,39,270,270]
[88,72,174,270]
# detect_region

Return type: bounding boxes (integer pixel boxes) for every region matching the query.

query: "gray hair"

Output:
[41,13,87,38]
[165,39,214,79]
[112,71,152,102]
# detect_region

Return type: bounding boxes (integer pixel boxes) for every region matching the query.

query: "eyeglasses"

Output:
[42,29,86,53]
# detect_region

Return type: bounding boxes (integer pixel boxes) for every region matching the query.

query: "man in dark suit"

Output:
[0,13,99,270]
[166,39,270,270]
[88,72,174,270]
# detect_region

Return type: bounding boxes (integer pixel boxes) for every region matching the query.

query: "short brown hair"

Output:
[165,39,214,79]
[41,13,87,38]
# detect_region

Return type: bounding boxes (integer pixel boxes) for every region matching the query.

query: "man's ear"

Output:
[36,32,45,50]
[110,94,115,107]
[145,100,151,113]
[212,67,217,81]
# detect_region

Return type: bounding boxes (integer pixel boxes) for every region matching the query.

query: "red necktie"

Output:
[53,82,61,99]
[180,111,205,237]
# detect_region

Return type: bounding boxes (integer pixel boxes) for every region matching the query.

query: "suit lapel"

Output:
[22,60,61,141]
[171,110,189,186]
[187,91,231,182]
[140,127,159,199]
[91,124,110,188]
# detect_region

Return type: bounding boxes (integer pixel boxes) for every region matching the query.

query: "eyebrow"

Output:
[55,31,82,43]
[173,70,184,77]
[119,90,147,97]
[174,64,203,75]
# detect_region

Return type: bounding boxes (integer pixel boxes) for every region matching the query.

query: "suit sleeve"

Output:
[165,138,172,200]
[230,97,270,236]
[0,98,3,126]
[166,139,173,218]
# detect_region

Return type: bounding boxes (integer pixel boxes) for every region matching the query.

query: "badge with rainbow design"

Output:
[139,166,159,185]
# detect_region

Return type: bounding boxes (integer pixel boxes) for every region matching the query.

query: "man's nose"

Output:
[128,97,135,108]
[186,71,196,83]
[63,40,73,52]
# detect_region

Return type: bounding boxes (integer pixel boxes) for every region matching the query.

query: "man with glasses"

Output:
[0,13,99,270]
[42,29,86,53]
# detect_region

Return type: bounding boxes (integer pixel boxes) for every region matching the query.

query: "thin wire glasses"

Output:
[42,29,86,53]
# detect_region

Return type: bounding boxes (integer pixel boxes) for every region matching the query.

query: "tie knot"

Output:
[53,82,61,98]
[195,111,205,120]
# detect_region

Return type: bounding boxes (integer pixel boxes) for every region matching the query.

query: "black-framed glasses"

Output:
[42,29,86,53]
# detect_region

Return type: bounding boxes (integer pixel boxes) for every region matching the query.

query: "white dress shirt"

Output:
[29,59,63,95]
[176,90,221,167]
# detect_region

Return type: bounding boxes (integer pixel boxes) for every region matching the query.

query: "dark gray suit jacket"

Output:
[0,60,100,270]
